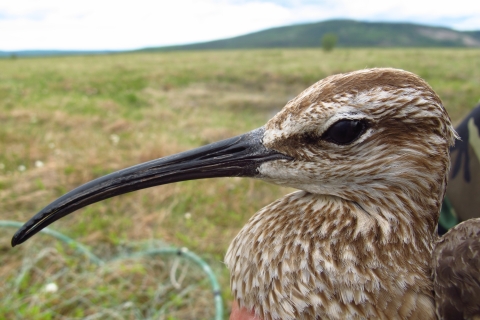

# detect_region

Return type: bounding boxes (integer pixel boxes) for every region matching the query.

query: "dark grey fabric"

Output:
[440,103,480,233]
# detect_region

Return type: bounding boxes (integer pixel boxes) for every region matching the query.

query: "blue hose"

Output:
[1,220,223,320]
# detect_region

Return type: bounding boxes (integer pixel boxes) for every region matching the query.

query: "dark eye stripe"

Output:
[322,119,367,145]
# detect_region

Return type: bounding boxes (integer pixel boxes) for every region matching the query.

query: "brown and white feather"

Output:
[433,218,480,320]
[225,68,462,319]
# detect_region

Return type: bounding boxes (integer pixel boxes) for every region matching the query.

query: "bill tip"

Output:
[11,232,22,247]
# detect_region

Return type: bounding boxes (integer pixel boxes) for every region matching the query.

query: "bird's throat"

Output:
[225,191,436,320]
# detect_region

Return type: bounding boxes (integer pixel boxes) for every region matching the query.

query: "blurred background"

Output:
[1,1,479,319]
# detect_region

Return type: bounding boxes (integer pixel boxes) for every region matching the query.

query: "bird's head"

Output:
[11,68,457,246]
[259,68,458,236]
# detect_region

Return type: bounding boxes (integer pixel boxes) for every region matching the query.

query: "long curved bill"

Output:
[12,127,290,246]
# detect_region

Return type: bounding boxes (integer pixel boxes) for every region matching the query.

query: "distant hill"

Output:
[0,50,118,58]
[142,20,480,51]
[1,20,479,58]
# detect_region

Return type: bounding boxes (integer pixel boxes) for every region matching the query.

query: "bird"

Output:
[11,68,480,319]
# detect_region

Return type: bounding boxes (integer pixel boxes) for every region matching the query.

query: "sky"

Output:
[1,0,479,51]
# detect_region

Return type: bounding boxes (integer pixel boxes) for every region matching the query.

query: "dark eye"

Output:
[322,119,367,145]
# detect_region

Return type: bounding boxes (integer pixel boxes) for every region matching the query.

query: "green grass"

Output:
[1,48,479,319]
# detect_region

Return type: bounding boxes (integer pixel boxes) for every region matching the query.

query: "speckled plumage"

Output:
[433,218,480,320]
[225,68,468,319]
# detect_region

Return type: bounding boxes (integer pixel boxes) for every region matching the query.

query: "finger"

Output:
[230,300,261,320]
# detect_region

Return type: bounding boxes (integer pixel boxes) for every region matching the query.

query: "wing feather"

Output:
[434,218,480,319]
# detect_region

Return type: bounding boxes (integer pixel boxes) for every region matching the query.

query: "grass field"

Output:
[1,48,479,319]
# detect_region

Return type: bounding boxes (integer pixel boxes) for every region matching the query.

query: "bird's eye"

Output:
[322,119,367,145]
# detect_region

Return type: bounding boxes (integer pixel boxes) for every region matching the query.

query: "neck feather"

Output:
[226,191,436,320]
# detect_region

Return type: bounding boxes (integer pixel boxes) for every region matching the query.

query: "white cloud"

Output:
[0,0,479,51]
[0,1,292,50]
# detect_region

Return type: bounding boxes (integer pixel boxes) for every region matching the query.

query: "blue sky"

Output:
[1,0,479,51]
